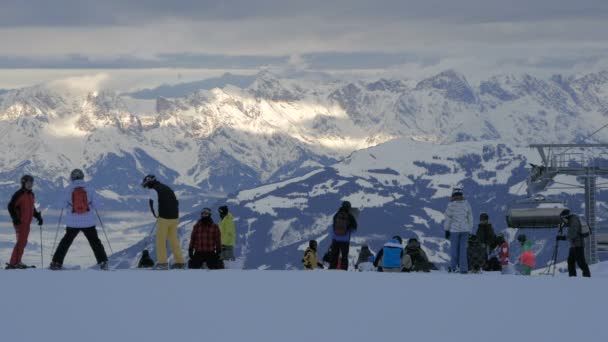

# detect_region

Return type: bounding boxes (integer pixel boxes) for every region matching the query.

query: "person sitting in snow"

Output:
[358,255,376,272]
[487,233,509,273]
[373,236,404,272]
[302,240,324,270]
[355,245,374,270]
[467,234,486,273]
[403,238,434,272]
[517,234,535,276]
[138,249,155,268]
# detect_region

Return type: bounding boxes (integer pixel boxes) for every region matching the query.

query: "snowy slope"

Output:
[1,267,607,342]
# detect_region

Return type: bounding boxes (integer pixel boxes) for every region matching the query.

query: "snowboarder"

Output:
[218,205,236,261]
[302,240,324,270]
[6,175,43,269]
[558,210,591,277]
[142,175,185,270]
[188,208,223,269]
[328,201,357,270]
[403,238,435,272]
[50,169,108,270]
[373,236,404,272]
[355,245,374,270]
[444,187,474,273]
[517,234,535,275]
[467,234,486,273]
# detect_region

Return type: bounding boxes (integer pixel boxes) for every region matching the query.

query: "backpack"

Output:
[578,217,591,238]
[334,211,350,236]
[72,187,90,214]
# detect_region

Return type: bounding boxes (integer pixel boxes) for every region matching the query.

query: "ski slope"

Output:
[1,265,607,342]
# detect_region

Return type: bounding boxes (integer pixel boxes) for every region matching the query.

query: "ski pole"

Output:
[95,209,114,255]
[39,224,44,268]
[51,208,64,258]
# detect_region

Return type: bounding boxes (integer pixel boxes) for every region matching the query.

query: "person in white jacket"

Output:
[444,187,473,273]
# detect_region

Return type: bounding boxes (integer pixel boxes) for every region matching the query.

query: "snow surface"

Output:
[1,267,607,342]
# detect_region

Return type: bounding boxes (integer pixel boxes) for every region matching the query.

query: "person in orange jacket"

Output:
[6,175,43,269]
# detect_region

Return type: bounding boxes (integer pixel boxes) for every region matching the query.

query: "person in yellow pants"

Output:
[142,175,185,269]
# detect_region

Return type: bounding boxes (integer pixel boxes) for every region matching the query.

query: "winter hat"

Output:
[218,205,229,217]
[452,187,463,197]
[480,213,489,221]
[392,235,403,244]
[70,169,85,181]
[341,201,352,210]
[560,209,572,219]
[517,234,527,244]
[309,240,318,250]
[495,233,506,245]
[201,208,212,217]
[141,174,157,188]
[20,174,34,186]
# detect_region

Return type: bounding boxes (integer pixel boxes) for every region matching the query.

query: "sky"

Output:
[0,0,607,89]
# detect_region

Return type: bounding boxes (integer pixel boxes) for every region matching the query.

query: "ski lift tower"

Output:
[528,144,608,264]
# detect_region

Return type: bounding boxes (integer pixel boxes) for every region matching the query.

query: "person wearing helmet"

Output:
[559,210,591,277]
[517,234,535,276]
[188,208,223,269]
[329,201,358,270]
[142,174,185,270]
[218,205,236,261]
[50,169,108,270]
[373,236,404,272]
[444,187,474,273]
[6,175,43,269]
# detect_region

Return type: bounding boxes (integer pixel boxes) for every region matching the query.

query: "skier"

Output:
[467,235,486,273]
[558,210,591,277]
[188,208,223,269]
[517,234,535,276]
[373,236,404,272]
[328,201,357,270]
[6,175,43,269]
[218,205,236,261]
[142,175,185,270]
[50,169,108,270]
[403,238,434,272]
[444,187,474,273]
[302,240,324,270]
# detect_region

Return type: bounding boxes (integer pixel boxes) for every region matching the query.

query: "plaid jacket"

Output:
[189,220,222,253]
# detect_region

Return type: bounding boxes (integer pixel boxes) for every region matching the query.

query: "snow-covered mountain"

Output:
[108,138,607,270]
[2,69,608,267]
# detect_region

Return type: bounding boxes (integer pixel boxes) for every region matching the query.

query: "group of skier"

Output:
[303,187,592,277]
[4,172,594,276]
[4,172,236,270]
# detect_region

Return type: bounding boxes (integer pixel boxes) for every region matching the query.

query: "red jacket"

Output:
[499,242,510,266]
[8,189,36,226]
[189,219,222,253]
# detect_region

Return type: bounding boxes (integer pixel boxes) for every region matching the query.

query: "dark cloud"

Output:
[1,0,607,27]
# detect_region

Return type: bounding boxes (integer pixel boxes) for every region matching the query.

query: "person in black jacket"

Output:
[328,201,357,270]
[142,175,185,270]
[476,213,496,255]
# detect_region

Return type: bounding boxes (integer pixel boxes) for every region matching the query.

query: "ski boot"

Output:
[49,262,63,270]
[170,263,186,270]
[99,261,109,271]
[153,263,169,270]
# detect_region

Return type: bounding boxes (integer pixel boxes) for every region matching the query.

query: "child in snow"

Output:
[517,234,535,276]
[487,234,509,272]
[355,245,374,270]
[358,255,376,272]
[302,240,324,270]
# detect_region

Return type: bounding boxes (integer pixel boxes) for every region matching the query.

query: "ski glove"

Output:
[34,211,43,226]
[445,231,451,240]
[12,218,21,226]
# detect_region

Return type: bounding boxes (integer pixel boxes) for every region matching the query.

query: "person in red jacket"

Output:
[188,208,223,269]
[6,175,43,269]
